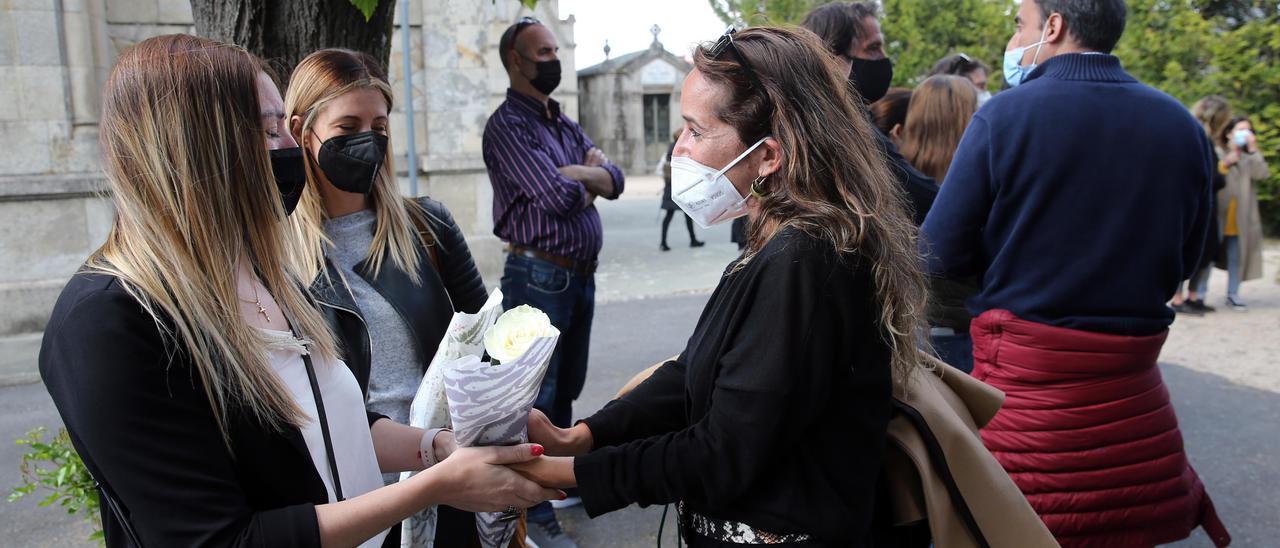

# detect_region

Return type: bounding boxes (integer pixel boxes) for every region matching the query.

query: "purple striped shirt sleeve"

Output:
[577,130,625,200]
[484,113,590,218]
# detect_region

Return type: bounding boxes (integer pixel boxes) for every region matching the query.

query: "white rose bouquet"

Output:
[400,289,505,547]
[400,294,560,548]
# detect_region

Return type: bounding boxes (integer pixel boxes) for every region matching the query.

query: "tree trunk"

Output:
[190,0,397,86]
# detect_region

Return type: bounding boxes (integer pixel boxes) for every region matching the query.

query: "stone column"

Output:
[0,0,120,384]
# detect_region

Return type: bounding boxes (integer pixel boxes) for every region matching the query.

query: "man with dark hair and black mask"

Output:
[801,2,938,226]
[482,17,624,548]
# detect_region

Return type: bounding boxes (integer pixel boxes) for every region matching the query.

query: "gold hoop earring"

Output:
[750,175,768,198]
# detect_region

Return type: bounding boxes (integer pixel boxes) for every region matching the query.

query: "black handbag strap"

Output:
[89,472,144,547]
[303,353,345,501]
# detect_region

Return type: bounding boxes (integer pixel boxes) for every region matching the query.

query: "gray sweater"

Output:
[323,209,420,427]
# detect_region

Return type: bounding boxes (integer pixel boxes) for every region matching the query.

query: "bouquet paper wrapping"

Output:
[399,290,505,548]
[446,317,559,548]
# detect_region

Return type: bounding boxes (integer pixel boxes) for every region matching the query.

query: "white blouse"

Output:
[260,328,387,548]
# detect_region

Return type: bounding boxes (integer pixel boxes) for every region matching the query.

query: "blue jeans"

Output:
[502,254,595,526]
[930,332,974,374]
[501,253,596,428]
[1225,236,1242,297]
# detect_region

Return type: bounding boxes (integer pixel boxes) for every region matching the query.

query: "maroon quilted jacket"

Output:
[969,309,1230,548]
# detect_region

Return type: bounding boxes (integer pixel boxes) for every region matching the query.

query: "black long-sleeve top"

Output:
[575,227,894,545]
[40,272,364,546]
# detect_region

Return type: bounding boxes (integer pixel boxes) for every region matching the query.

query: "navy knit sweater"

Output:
[921,53,1213,335]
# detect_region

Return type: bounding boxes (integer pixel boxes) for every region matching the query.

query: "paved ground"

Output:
[2,179,1277,546]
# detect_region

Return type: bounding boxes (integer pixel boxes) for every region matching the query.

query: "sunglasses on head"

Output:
[951,52,978,72]
[705,26,757,83]
[509,16,542,42]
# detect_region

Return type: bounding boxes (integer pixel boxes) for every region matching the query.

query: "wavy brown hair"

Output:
[693,27,929,385]
[285,49,435,285]
[90,34,338,444]
[870,87,912,136]
[898,75,978,182]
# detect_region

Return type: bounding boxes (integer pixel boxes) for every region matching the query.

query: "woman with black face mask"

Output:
[253,60,308,214]
[284,49,513,547]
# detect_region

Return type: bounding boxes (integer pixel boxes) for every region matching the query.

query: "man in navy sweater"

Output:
[921,2,1229,546]
[922,0,1212,336]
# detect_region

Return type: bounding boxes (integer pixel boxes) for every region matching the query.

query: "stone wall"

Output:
[1,0,116,384]
[0,0,575,384]
[418,0,576,283]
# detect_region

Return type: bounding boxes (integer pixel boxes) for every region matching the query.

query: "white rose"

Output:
[483,305,556,364]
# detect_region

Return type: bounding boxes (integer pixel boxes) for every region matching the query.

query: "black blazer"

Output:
[312,197,488,395]
[40,272,343,547]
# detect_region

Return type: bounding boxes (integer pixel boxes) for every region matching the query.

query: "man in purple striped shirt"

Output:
[482,17,624,546]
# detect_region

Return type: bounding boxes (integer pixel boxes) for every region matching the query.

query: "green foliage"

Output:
[707,0,1015,89]
[350,0,380,22]
[1114,2,1280,235]
[9,427,102,543]
[708,0,828,27]
[880,0,1016,89]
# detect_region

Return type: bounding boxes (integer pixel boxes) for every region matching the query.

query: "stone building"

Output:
[577,26,690,175]
[0,0,577,384]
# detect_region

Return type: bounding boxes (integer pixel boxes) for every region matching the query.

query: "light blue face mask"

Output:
[1003,26,1048,88]
[1233,129,1251,148]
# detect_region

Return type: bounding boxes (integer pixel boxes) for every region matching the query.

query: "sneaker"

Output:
[550,495,582,510]
[1225,296,1248,311]
[526,516,578,548]
[1171,302,1201,316]
[1187,299,1216,313]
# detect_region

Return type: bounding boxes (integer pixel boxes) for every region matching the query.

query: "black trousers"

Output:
[662,209,697,244]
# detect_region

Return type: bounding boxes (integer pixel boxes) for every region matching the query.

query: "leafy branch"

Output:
[8,428,102,543]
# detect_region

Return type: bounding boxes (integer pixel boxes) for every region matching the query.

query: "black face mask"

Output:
[269,147,306,215]
[849,56,894,103]
[523,56,562,95]
[315,131,388,195]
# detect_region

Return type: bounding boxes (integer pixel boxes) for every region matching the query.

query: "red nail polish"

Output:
[560,492,568,500]
[531,444,545,456]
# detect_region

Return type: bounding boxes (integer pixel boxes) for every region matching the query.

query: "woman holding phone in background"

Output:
[1215,115,1270,310]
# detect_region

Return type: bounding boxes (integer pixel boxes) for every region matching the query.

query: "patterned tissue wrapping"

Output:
[443,335,558,447]
[400,289,505,548]
[444,333,559,548]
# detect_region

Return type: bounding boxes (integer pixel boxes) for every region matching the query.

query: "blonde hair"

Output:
[898,75,978,182]
[91,34,338,443]
[1190,95,1232,150]
[285,49,433,284]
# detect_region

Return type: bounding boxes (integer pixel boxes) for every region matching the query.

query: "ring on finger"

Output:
[498,505,520,522]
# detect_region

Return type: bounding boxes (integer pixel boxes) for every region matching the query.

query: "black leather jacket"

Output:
[311,198,488,396]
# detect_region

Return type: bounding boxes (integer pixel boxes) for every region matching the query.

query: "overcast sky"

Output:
[559,0,728,70]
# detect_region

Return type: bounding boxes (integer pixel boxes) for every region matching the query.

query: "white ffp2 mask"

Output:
[670,137,769,228]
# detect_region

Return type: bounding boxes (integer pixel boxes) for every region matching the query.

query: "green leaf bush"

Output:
[9,428,103,543]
